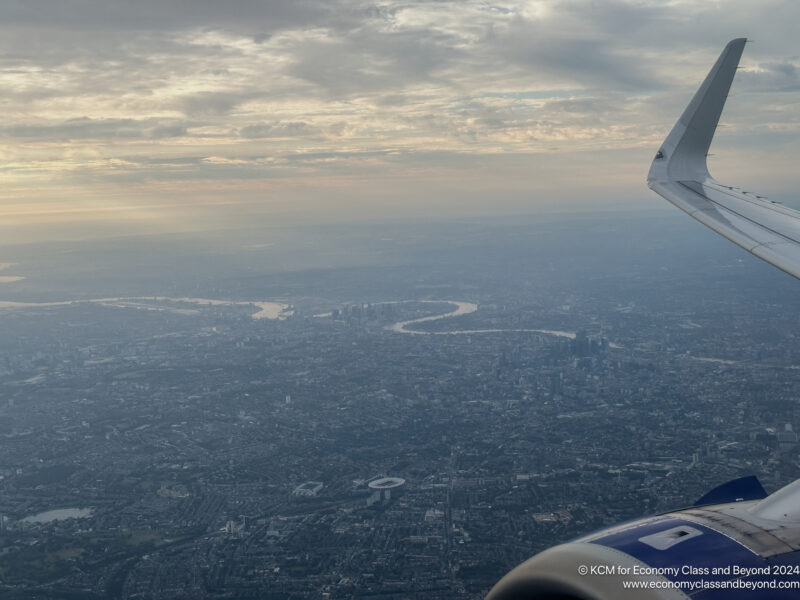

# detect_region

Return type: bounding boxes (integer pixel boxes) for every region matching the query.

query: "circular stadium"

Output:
[368,477,406,490]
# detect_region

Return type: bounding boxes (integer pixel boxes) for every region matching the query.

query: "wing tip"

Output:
[647,38,747,185]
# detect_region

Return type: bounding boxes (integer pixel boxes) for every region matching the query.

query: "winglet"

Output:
[648,38,747,185]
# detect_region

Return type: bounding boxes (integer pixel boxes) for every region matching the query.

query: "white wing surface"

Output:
[647,38,800,280]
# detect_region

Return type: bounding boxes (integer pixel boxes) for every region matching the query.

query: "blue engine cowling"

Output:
[487,477,800,599]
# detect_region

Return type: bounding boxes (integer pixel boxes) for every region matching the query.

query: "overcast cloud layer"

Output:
[1,0,800,239]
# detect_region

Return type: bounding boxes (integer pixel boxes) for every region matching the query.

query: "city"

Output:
[1,213,799,598]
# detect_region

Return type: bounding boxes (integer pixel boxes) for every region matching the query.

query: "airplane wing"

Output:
[647,38,800,280]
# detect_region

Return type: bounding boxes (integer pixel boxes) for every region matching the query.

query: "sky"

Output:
[2,0,800,242]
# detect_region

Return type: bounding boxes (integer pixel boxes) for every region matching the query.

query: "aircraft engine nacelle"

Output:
[487,477,800,599]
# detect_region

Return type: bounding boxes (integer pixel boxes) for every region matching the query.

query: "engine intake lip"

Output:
[485,542,687,600]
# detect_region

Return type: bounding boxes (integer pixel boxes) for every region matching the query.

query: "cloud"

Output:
[286,23,465,96]
[180,91,256,117]
[0,1,334,34]
[2,0,800,229]
[239,122,313,139]
[738,61,800,92]
[490,14,661,91]
[0,117,192,141]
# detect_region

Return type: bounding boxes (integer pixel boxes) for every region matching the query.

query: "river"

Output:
[22,508,93,524]
[387,301,586,340]
[0,297,293,320]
